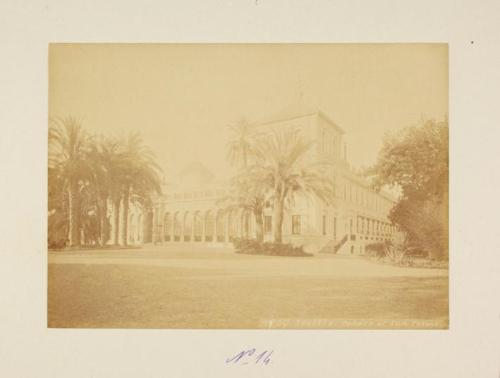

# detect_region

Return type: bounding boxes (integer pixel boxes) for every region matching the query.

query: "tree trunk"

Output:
[254,209,264,242]
[113,198,121,245]
[120,188,130,246]
[273,197,284,243]
[243,212,249,238]
[98,198,108,247]
[67,181,80,247]
[242,151,248,169]
[99,214,105,247]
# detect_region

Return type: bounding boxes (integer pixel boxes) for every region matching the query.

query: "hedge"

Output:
[232,238,313,257]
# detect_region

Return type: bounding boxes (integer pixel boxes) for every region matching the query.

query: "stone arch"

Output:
[228,209,239,241]
[183,211,193,242]
[241,210,251,239]
[173,212,181,241]
[193,211,203,242]
[216,209,226,242]
[136,213,143,243]
[164,212,172,241]
[129,214,136,244]
[204,210,215,242]
[143,210,153,243]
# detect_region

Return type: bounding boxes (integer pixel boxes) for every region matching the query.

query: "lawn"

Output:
[47,247,448,329]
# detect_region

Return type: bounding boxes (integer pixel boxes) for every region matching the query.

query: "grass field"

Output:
[48,246,448,329]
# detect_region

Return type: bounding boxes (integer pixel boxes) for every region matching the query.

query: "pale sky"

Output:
[49,44,448,178]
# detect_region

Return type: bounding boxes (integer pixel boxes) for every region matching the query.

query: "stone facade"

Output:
[120,109,400,254]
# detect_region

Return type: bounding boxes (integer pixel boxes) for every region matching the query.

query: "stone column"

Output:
[225,213,230,243]
[201,211,206,243]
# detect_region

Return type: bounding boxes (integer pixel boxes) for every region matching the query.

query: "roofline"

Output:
[340,166,398,203]
[251,110,345,134]
[251,112,317,128]
[317,110,345,134]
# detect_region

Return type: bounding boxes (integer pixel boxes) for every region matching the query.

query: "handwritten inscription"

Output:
[226,348,273,366]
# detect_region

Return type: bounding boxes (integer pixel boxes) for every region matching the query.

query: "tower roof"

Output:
[177,161,215,187]
[250,104,345,134]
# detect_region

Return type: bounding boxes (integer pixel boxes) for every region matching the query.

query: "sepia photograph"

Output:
[47,43,449,329]
[4,0,500,376]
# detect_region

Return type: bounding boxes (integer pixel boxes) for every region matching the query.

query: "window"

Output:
[292,215,301,235]
[322,215,327,235]
[264,216,272,233]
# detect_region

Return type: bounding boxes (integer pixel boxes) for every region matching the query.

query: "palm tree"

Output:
[87,136,125,246]
[48,166,69,248]
[119,133,162,246]
[226,118,253,168]
[217,172,268,242]
[49,117,92,247]
[224,118,271,241]
[252,129,335,243]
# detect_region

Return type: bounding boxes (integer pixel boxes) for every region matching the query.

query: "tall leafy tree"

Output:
[252,129,335,243]
[369,118,449,259]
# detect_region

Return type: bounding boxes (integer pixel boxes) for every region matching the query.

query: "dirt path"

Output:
[48,246,448,279]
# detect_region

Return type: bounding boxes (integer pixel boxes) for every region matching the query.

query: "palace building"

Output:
[119,108,400,254]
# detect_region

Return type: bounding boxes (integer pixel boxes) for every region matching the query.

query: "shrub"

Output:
[48,211,69,250]
[232,238,312,257]
[365,240,435,267]
[365,240,404,263]
[365,241,388,257]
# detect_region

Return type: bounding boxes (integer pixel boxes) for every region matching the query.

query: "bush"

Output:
[48,238,67,250]
[232,238,313,257]
[365,240,439,267]
[48,211,68,250]
[365,240,406,264]
[365,241,388,257]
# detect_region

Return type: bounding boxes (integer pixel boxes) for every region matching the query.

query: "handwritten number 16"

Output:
[255,350,273,365]
[226,349,273,365]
